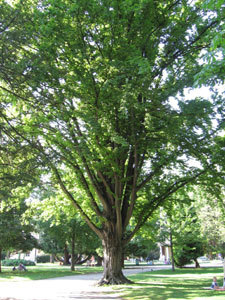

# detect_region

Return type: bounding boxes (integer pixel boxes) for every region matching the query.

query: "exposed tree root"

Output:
[98,273,134,286]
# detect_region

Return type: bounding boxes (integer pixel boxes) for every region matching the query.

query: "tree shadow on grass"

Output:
[117,285,224,300]
[114,267,225,300]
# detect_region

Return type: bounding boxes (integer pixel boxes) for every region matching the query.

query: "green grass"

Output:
[112,267,225,300]
[1,263,225,300]
[0,263,103,281]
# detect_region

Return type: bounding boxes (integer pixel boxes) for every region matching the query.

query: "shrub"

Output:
[2,259,36,266]
[37,255,50,263]
[174,240,204,268]
[174,251,192,267]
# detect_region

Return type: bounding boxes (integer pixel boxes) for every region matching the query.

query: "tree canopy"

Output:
[0,0,224,284]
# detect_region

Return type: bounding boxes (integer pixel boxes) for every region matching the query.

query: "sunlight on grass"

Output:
[112,267,225,300]
[2,264,225,299]
[0,264,103,281]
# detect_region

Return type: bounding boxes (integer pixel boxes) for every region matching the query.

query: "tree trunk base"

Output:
[98,272,133,285]
[195,260,200,268]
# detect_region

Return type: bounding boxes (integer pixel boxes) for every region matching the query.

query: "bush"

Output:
[2,259,36,266]
[174,240,204,267]
[174,252,192,267]
[37,255,50,263]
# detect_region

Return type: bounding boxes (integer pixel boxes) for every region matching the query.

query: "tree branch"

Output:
[123,169,207,245]
[51,164,103,239]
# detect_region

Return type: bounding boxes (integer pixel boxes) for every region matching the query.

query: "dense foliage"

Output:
[0,197,38,272]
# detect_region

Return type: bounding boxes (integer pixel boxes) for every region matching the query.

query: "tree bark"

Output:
[71,232,75,271]
[169,225,175,271]
[96,255,103,266]
[76,254,89,265]
[63,243,70,265]
[194,258,200,268]
[98,236,133,285]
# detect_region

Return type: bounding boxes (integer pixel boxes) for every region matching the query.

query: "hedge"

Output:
[2,259,36,266]
[37,255,51,263]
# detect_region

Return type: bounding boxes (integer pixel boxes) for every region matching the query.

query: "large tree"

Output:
[0,0,224,284]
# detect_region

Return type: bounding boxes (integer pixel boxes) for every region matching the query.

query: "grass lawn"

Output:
[0,263,103,281]
[112,267,225,300]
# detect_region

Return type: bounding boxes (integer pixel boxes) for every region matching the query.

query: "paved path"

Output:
[0,266,170,300]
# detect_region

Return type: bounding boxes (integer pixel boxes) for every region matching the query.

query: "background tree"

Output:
[0,0,224,284]
[31,188,101,271]
[38,217,102,270]
[37,221,65,263]
[0,118,40,272]
[195,188,225,259]
[166,199,206,268]
[125,237,159,262]
[0,192,38,272]
[125,215,160,262]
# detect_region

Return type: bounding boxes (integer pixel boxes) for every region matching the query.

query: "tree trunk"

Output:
[71,232,75,271]
[98,237,133,285]
[63,243,70,265]
[121,251,125,268]
[95,255,103,266]
[76,255,90,265]
[169,225,175,271]
[194,258,200,268]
